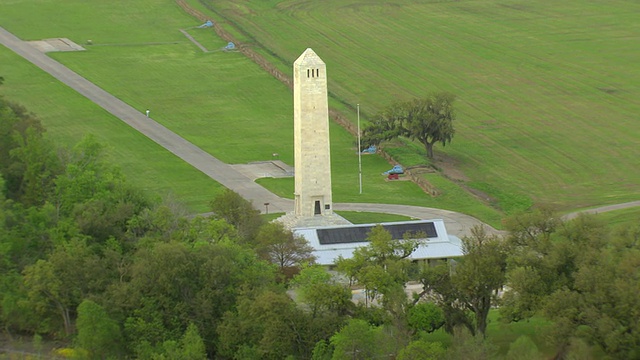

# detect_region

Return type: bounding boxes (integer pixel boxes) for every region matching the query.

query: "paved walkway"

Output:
[563,200,640,220]
[1,26,637,238]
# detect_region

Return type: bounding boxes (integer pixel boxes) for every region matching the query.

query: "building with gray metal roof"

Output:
[293,219,464,266]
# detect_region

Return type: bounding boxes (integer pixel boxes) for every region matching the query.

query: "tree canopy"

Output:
[502,210,640,358]
[418,226,506,338]
[1,96,638,359]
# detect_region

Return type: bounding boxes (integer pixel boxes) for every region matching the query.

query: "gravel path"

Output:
[1,26,636,238]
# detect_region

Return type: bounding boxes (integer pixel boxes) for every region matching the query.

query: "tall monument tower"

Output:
[293,48,333,217]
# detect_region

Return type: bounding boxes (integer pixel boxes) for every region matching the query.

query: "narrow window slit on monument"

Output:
[307,69,310,78]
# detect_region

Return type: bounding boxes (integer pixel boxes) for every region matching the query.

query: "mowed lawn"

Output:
[200,0,640,211]
[0,45,223,213]
[0,0,505,225]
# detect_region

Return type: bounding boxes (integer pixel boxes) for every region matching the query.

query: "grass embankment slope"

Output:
[0,0,503,226]
[0,1,228,212]
[200,0,640,214]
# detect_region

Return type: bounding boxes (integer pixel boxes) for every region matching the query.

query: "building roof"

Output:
[294,219,463,266]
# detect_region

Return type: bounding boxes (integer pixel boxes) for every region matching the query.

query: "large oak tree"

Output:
[363,92,456,159]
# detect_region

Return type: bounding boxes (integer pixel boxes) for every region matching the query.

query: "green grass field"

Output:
[2,0,638,226]
[0,0,507,226]
[0,45,222,213]
[336,211,414,224]
[596,207,640,229]
[198,0,640,213]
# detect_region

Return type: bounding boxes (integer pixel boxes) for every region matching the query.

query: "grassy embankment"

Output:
[199,0,640,217]
[0,1,229,212]
[0,0,504,226]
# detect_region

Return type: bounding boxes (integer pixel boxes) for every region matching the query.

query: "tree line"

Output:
[1,89,638,359]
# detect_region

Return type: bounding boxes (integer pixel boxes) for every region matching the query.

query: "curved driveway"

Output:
[1,27,636,238]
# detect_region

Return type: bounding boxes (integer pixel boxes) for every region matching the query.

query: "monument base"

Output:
[275,212,352,230]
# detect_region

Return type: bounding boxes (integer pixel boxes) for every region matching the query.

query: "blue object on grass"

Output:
[198,20,214,28]
[361,145,377,154]
[383,165,404,175]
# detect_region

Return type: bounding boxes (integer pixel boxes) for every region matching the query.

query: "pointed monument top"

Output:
[294,48,325,66]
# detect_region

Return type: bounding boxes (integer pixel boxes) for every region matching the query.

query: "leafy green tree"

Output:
[75,299,122,359]
[397,339,446,360]
[362,92,456,159]
[127,203,237,247]
[54,135,149,244]
[0,175,13,270]
[502,212,640,358]
[445,326,496,360]
[22,238,114,335]
[218,284,348,359]
[335,225,422,352]
[330,319,378,360]
[9,127,61,206]
[255,222,316,274]
[336,225,421,305]
[407,302,445,334]
[2,202,72,270]
[418,263,474,336]
[328,320,401,359]
[291,265,353,317]
[311,340,334,360]
[451,226,506,337]
[419,226,506,337]
[0,98,48,201]
[121,241,275,357]
[505,335,541,360]
[0,176,79,333]
[0,270,40,333]
[132,326,205,360]
[180,323,207,360]
[217,289,304,359]
[209,189,262,242]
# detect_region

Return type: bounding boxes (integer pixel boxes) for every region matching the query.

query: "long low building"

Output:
[293,220,464,267]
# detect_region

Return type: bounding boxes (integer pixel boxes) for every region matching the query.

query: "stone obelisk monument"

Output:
[294,48,333,217]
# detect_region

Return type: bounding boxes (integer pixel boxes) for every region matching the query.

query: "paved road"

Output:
[563,200,640,220]
[1,26,636,238]
[334,203,503,236]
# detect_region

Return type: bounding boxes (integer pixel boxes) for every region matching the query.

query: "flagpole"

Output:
[357,104,362,194]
